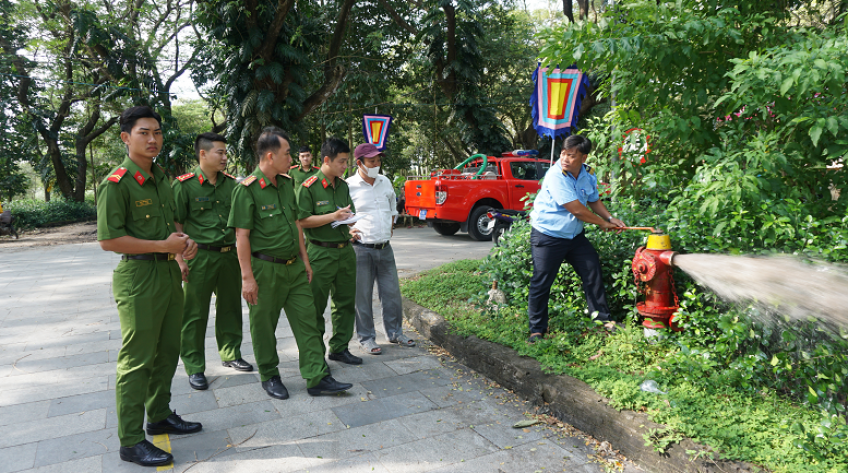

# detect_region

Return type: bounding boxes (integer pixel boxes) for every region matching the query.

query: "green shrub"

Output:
[6,198,97,229]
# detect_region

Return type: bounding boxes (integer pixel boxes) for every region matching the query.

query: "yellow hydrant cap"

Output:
[647,234,672,250]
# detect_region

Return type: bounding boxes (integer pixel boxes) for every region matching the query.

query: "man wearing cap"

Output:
[97,106,202,467]
[290,145,320,187]
[228,127,353,399]
[172,132,253,392]
[348,143,415,355]
[296,137,362,366]
[527,135,626,344]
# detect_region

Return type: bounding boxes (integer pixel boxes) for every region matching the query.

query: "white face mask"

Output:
[361,164,380,179]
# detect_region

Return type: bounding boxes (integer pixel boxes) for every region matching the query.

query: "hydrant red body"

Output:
[631,234,680,331]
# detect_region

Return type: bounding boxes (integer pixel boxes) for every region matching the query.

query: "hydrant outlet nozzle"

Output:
[658,250,677,267]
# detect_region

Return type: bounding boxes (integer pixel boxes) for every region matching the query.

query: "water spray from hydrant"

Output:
[623,227,848,330]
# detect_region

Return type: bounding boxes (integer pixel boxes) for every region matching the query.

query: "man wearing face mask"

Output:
[347,143,415,355]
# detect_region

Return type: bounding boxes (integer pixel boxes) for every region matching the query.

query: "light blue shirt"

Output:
[530,163,599,239]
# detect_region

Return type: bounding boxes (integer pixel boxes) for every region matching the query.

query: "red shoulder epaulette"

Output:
[313,166,320,170]
[176,172,195,182]
[302,175,318,187]
[223,172,235,179]
[241,175,257,186]
[107,168,127,183]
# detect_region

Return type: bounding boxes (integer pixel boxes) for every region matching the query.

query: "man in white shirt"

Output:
[347,143,415,355]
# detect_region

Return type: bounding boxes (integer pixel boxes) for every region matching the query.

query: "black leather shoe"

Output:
[307,375,353,396]
[119,440,173,467]
[222,358,254,372]
[328,348,362,365]
[261,376,289,400]
[146,411,202,435]
[188,373,208,391]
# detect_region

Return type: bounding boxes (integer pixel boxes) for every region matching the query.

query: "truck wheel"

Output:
[467,205,494,241]
[433,222,461,236]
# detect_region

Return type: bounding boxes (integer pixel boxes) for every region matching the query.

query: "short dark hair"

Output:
[298,145,311,154]
[119,106,161,133]
[320,137,350,162]
[255,127,291,162]
[195,132,227,158]
[563,135,592,155]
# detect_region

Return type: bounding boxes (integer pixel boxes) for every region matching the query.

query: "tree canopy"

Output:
[1,0,542,200]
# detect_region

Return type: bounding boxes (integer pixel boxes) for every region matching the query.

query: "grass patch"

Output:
[401,258,848,473]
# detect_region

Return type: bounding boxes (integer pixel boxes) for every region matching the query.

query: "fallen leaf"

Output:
[513,419,540,428]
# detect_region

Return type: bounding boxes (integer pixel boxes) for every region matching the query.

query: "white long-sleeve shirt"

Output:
[346,172,398,244]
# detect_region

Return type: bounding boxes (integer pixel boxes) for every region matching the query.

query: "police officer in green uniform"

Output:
[296,137,362,366]
[289,145,321,187]
[228,127,353,399]
[172,132,253,392]
[97,106,202,467]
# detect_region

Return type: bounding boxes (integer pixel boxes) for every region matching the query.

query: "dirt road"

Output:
[0,221,97,250]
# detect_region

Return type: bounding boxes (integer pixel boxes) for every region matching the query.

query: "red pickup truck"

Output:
[404,153,551,241]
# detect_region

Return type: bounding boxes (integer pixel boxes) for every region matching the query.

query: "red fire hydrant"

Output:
[626,229,681,331]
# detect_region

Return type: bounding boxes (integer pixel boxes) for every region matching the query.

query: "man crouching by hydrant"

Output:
[527,135,626,344]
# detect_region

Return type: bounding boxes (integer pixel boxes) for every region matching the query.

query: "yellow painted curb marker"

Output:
[152,434,173,471]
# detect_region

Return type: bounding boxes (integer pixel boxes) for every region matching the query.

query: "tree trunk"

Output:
[517,125,538,150]
[563,0,574,23]
[576,0,589,20]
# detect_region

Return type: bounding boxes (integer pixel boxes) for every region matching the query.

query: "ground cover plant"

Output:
[6,198,97,229]
[401,193,848,472]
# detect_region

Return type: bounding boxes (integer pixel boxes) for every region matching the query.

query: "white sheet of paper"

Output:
[331,213,366,228]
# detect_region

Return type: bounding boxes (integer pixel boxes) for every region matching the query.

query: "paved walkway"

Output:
[0,229,630,473]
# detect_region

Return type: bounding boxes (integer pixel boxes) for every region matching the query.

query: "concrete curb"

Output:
[402,296,760,473]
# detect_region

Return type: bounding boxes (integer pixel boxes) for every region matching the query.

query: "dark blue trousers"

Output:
[527,227,611,334]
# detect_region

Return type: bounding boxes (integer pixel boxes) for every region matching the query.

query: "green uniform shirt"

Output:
[172,166,236,246]
[228,167,299,259]
[289,165,320,187]
[97,158,176,242]
[296,169,356,244]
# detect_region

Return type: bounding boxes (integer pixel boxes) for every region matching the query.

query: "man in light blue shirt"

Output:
[527,135,625,343]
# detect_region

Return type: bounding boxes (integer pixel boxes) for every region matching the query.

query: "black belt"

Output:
[197,243,234,253]
[353,241,390,250]
[309,240,349,249]
[122,253,174,261]
[252,252,297,265]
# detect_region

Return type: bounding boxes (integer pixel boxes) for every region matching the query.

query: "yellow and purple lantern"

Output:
[362,114,393,151]
[530,65,590,163]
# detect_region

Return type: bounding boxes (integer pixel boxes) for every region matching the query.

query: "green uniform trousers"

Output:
[180,249,243,375]
[113,259,183,447]
[250,257,328,387]
[307,244,357,354]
